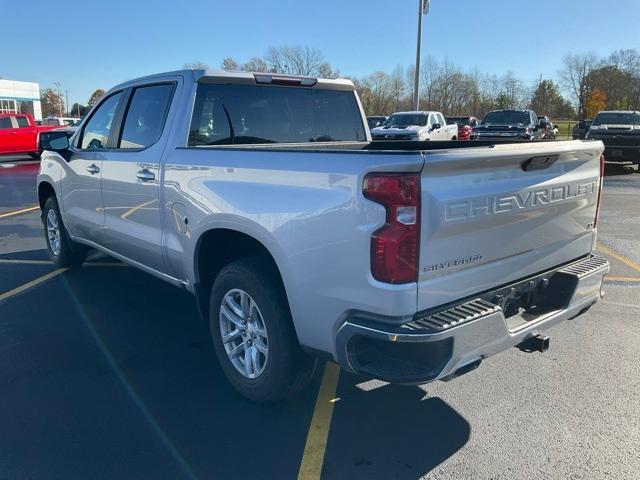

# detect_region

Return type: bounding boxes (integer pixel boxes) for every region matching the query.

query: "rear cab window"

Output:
[188,83,366,146]
[16,116,30,128]
[119,83,174,149]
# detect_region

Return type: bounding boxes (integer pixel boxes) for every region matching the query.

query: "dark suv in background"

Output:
[586,110,640,165]
[473,109,544,141]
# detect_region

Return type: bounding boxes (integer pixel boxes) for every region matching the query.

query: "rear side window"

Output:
[81,92,122,149]
[0,117,13,129]
[16,116,30,128]
[119,84,174,149]
[189,84,366,146]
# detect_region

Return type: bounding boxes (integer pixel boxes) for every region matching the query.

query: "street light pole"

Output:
[413,0,429,111]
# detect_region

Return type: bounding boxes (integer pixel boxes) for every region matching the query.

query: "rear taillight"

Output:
[594,154,605,227]
[363,173,420,284]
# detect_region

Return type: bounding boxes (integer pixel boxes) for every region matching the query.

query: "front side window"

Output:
[16,116,30,128]
[119,84,174,149]
[81,92,122,149]
[189,83,365,146]
[0,117,12,129]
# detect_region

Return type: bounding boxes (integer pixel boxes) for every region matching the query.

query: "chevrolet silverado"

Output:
[586,110,640,165]
[36,69,609,402]
[371,111,458,141]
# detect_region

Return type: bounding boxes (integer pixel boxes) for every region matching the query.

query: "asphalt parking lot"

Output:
[1,155,639,480]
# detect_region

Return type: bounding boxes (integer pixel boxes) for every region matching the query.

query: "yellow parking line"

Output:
[597,243,640,275]
[298,362,341,480]
[0,258,126,267]
[85,262,128,267]
[0,268,68,302]
[0,205,39,219]
[0,259,53,265]
[604,276,640,283]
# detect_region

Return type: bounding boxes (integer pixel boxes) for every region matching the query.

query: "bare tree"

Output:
[559,52,599,119]
[221,57,239,71]
[608,49,640,109]
[265,46,325,76]
[242,57,269,73]
[183,61,209,70]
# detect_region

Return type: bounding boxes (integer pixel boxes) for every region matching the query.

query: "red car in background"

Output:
[445,116,479,141]
[0,113,62,157]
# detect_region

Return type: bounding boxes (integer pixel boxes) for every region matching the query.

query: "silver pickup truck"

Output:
[37,69,609,402]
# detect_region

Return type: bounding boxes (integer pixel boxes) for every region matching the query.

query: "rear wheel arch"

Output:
[193,228,290,324]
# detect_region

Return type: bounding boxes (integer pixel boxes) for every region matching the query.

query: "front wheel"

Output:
[209,258,317,402]
[42,196,87,268]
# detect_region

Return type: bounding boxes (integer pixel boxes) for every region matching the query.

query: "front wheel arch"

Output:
[37,181,56,211]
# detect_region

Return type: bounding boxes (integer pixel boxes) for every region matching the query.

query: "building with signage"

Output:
[0,79,42,120]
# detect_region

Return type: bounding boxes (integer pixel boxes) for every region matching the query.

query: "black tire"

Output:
[209,257,317,402]
[42,196,87,268]
[29,152,41,160]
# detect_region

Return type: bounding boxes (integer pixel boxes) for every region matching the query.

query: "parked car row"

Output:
[368,109,559,142]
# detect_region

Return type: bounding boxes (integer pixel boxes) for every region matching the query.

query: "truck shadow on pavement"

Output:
[323,373,470,479]
[0,255,469,479]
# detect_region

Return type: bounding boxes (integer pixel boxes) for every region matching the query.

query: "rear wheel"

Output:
[42,196,87,268]
[209,258,317,402]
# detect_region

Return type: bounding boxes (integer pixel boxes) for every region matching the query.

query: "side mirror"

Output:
[39,130,70,151]
[432,123,441,130]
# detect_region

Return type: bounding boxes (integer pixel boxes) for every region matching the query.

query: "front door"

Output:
[61,91,124,242]
[100,82,176,273]
[0,116,18,153]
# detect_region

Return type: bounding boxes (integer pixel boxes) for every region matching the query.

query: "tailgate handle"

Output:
[522,154,558,171]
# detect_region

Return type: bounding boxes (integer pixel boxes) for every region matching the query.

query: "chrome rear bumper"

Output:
[335,255,609,384]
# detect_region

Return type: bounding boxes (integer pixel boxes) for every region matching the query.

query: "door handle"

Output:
[136,168,155,181]
[9,131,17,135]
[86,164,100,175]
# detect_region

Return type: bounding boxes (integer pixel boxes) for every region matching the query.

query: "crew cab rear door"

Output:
[417,141,603,311]
[14,115,37,152]
[99,80,178,274]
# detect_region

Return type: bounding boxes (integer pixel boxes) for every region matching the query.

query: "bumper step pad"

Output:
[405,298,500,333]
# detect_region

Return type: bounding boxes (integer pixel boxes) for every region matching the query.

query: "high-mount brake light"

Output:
[253,74,317,87]
[363,173,420,284]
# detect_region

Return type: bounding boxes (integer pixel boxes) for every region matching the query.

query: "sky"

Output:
[3,0,640,108]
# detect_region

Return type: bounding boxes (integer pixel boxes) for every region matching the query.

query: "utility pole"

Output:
[65,90,69,117]
[54,81,63,117]
[413,0,430,111]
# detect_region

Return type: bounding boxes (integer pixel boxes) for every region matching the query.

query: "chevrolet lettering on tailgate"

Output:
[445,181,598,222]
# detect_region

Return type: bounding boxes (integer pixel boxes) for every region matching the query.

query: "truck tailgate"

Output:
[417,140,604,311]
